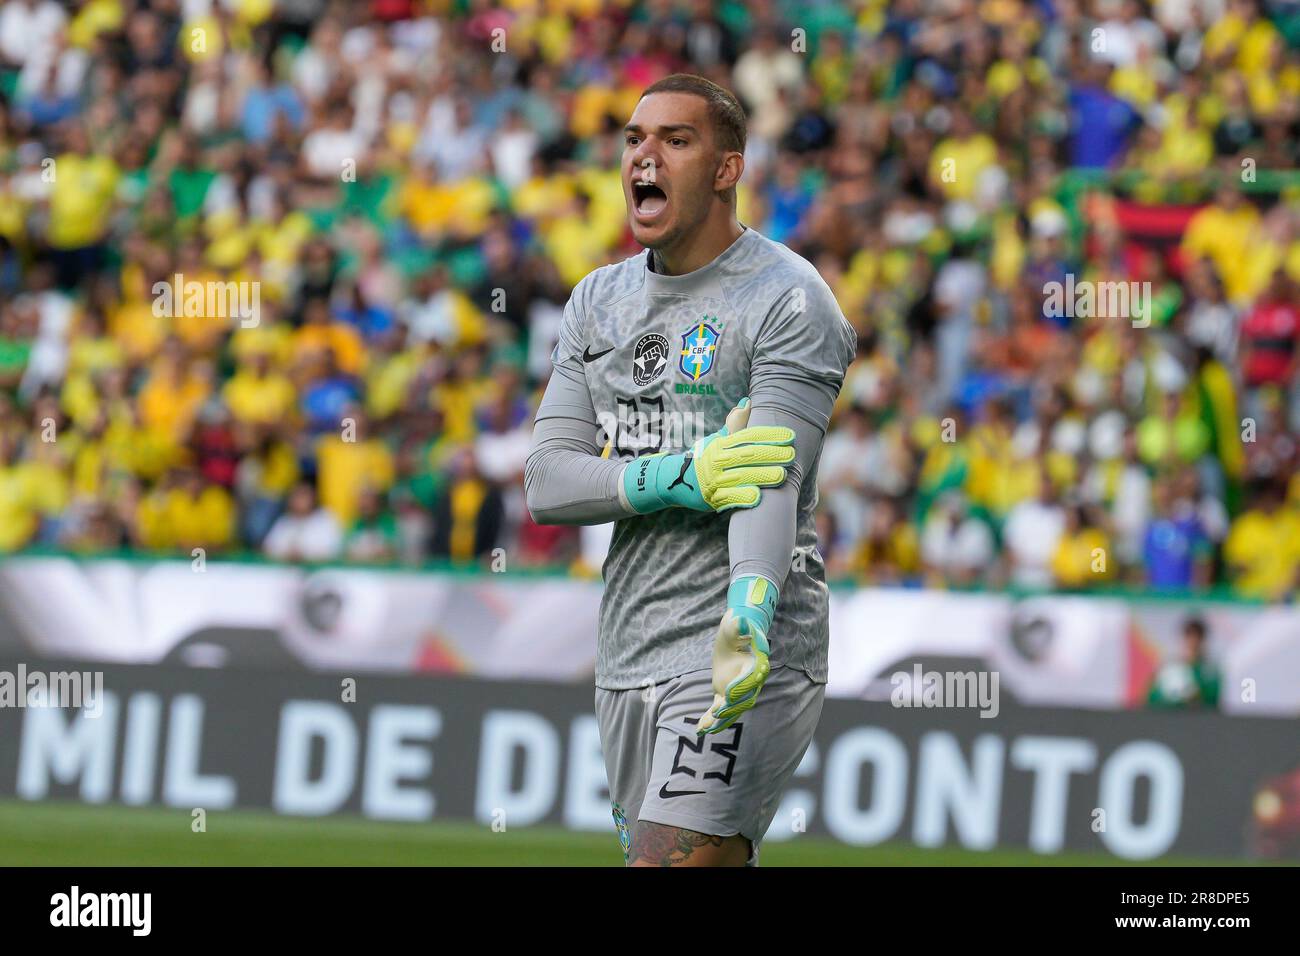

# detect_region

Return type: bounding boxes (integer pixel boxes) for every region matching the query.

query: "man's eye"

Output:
[670,138,686,146]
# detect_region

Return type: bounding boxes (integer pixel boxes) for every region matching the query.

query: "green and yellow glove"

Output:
[621,398,794,515]
[695,574,777,734]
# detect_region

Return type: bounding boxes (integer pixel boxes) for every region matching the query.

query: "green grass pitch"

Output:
[0,800,1260,866]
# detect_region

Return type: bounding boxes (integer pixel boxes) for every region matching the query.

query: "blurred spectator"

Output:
[224,350,298,428]
[142,466,235,554]
[430,445,502,563]
[264,481,342,563]
[1239,270,1299,394]
[235,429,299,548]
[1002,469,1066,589]
[919,492,995,587]
[1052,503,1115,588]
[1146,615,1222,709]
[316,406,393,526]
[343,487,399,564]
[1142,479,1212,589]
[1224,480,1300,599]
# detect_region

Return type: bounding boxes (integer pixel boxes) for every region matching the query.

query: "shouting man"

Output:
[525,74,856,866]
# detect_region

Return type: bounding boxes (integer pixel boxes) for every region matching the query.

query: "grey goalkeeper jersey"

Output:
[525,226,856,690]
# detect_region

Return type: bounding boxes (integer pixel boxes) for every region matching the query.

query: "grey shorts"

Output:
[595,665,825,864]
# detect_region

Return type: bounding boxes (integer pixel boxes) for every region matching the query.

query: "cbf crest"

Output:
[679,318,722,381]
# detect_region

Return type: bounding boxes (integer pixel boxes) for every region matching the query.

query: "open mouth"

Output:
[632,179,668,218]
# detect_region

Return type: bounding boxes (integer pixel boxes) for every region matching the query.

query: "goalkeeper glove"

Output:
[621,398,794,515]
[695,574,778,735]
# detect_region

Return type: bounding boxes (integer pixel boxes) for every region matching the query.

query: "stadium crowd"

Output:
[0,0,1297,600]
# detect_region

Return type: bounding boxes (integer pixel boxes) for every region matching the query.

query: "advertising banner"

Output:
[1,659,1296,861]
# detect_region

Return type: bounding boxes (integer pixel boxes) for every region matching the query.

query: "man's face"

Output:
[622,92,732,251]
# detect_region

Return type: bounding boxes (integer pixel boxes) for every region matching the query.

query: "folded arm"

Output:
[524,362,637,525]
[696,281,856,734]
[727,402,825,588]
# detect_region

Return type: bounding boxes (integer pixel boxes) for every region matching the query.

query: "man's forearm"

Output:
[524,441,634,525]
[524,367,637,526]
[727,404,824,592]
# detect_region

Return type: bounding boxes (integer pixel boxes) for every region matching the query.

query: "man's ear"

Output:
[715,150,744,194]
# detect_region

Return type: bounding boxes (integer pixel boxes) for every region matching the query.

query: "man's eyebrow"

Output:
[623,123,700,136]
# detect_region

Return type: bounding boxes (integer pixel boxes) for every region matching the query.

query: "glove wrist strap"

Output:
[622,454,672,514]
[728,574,778,634]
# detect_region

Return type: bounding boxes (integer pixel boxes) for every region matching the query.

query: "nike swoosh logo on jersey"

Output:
[582,345,615,362]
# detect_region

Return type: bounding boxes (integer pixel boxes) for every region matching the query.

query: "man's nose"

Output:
[630,143,661,178]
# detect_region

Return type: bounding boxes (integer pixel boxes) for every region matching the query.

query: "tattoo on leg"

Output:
[628,822,727,867]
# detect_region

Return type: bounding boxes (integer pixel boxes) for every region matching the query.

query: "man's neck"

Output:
[652,218,746,276]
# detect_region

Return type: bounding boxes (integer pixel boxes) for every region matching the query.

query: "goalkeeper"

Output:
[525,74,855,867]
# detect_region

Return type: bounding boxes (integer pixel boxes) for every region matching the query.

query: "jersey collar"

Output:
[643,224,756,297]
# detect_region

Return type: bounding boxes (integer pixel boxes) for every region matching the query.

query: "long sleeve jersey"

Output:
[525,226,856,689]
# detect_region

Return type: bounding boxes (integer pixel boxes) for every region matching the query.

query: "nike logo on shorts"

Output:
[658,783,706,799]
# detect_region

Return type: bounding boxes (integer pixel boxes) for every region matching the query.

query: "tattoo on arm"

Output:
[628,822,727,867]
